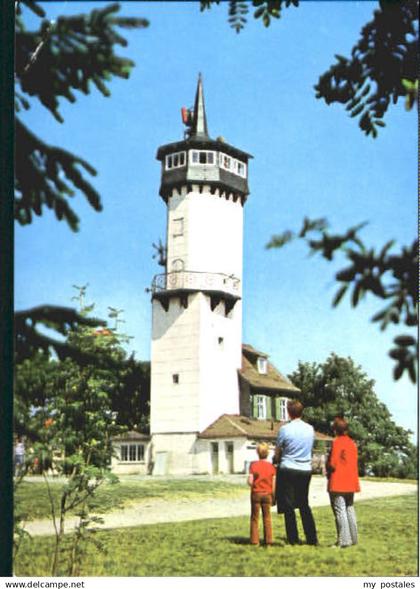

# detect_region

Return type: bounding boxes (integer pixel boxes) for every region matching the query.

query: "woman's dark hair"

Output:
[332,417,349,436]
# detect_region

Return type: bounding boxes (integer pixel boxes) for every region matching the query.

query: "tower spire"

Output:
[190,73,209,138]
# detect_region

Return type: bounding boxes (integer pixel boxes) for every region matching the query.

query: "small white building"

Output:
[111,77,330,476]
[111,431,152,475]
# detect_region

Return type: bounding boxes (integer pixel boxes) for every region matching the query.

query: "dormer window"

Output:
[257,357,267,374]
[166,151,186,170]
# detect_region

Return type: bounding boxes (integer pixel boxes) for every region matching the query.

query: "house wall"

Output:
[195,438,278,475]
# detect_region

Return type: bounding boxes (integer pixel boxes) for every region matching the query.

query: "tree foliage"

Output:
[14,1,148,361]
[289,354,417,478]
[14,293,150,574]
[15,0,148,230]
[267,219,418,383]
[15,290,150,441]
[200,0,418,136]
[200,0,299,32]
[314,0,418,137]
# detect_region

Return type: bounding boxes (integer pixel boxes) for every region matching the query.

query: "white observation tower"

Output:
[150,75,252,474]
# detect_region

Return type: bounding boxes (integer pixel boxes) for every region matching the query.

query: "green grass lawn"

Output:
[14,494,418,577]
[360,477,417,485]
[15,477,248,520]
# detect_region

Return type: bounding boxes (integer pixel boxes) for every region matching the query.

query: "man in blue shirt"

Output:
[274,399,318,545]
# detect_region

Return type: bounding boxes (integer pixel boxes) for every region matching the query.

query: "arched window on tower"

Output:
[171,258,184,272]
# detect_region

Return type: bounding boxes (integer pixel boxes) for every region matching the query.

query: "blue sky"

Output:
[16,1,418,438]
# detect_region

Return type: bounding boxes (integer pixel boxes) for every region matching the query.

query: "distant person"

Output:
[327,417,360,548]
[14,436,25,477]
[274,400,318,546]
[248,442,276,546]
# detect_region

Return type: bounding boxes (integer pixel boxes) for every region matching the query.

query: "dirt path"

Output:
[24,477,416,537]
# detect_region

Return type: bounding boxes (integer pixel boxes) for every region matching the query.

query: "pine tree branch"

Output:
[15,3,149,122]
[14,306,106,364]
[15,118,101,231]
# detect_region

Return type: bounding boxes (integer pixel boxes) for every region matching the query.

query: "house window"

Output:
[172,374,179,384]
[120,443,145,462]
[257,357,267,374]
[256,395,266,419]
[172,218,184,237]
[190,150,215,165]
[279,397,288,421]
[165,151,186,170]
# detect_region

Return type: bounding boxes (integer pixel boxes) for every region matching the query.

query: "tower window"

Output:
[221,154,231,170]
[171,258,184,272]
[165,151,186,170]
[172,217,184,237]
[218,336,224,348]
[219,153,246,177]
[236,161,246,177]
[172,374,179,384]
[190,150,215,165]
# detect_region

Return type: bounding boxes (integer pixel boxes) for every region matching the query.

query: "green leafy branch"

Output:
[314,0,418,137]
[200,0,298,32]
[267,219,418,382]
[15,2,148,231]
[15,118,101,230]
[14,305,106,364]
[15,3,149,122]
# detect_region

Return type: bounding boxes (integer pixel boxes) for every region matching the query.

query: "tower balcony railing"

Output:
[151,271,241,298]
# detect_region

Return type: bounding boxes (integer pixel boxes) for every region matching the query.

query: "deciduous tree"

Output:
[289,354,417,478]
[267,220,418,383]
[14,290,149,574]
[201,0,418,136]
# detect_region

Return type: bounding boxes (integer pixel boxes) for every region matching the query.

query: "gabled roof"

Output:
[198,414,332,442]
[198,414,283,440]
[240,344,300,396]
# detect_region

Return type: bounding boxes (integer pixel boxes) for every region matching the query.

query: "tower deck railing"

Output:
[151,271,241,297]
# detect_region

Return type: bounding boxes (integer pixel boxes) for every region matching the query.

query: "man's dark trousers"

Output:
[280,468,318,545]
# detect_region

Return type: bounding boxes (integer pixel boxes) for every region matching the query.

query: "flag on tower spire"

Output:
[190,73,209,138]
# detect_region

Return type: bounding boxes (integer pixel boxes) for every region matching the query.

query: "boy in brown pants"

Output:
[248,442,276,546]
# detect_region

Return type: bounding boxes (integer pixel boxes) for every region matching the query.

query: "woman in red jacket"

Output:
[327,417,360,548]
